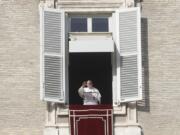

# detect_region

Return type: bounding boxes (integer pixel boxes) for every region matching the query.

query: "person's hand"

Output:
[92,93,97,100]
[81,81,87,88]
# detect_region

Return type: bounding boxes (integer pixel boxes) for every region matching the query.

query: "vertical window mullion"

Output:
[87,17,92,32]
[108,17,112,32]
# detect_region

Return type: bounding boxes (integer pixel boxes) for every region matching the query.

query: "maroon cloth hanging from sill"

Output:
[69,105,112,135]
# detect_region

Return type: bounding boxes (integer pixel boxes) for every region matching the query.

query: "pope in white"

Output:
[78,80,101,105]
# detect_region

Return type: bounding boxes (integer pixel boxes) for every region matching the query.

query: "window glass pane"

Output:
[92,18,108,32]
[71,18,87,32]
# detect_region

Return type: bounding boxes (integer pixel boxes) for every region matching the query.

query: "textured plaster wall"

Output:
[138,0,180,135]
[0,0,45,134]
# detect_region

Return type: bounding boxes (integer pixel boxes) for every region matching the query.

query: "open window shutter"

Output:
[40,8,67,103]
[115,7,142,103]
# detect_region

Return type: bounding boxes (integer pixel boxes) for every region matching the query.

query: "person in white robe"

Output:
[78,80,101,105]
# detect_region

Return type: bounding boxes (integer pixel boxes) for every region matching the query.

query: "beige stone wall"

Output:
[138,0,180,135]
[1,0,180,135]
[44,0,135,9]
[0,0,45,134]
[57,0,126,8]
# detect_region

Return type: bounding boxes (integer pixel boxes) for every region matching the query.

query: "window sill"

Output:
[113,104,126,115]
[56,104,126,116]
[57,110,69,116]
[69,32,112,36]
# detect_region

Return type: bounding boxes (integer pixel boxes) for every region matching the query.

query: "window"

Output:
[92,18,108,32]
[70,18,87,32]
[70,16,110,32]
[40,8,142,104]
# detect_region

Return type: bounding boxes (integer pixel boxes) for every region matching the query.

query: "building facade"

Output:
[0,0,180,135]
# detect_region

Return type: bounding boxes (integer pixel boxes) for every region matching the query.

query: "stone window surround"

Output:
[40,0,140,128]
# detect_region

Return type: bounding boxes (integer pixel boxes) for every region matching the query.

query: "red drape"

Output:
[69,105,112,135]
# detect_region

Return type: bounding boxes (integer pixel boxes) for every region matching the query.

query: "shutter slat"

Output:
[44,55,63,100]
[120,55,138,100]
[115,7,142,103]
[40,8,66,103]
[44,10,62,54]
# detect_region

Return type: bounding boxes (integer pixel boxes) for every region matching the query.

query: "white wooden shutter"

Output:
[115,7,142,103]
[40,8,67,103]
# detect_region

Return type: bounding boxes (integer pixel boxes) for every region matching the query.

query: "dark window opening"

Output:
[71,18,87,32]
[69,53,112,105]
[92,18,109,32]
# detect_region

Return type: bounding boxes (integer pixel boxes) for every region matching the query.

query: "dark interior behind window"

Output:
[69,53,112,105]
[71,18,87,32]
[92,18,108,32]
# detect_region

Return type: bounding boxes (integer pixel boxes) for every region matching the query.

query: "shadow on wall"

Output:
[137,17,150,112]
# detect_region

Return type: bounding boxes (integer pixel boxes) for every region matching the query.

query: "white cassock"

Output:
[78,87,101,105]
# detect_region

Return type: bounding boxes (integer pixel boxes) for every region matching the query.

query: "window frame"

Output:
[68,14,112,33]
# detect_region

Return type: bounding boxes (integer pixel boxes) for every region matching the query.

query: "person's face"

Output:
[87,81,93,88]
